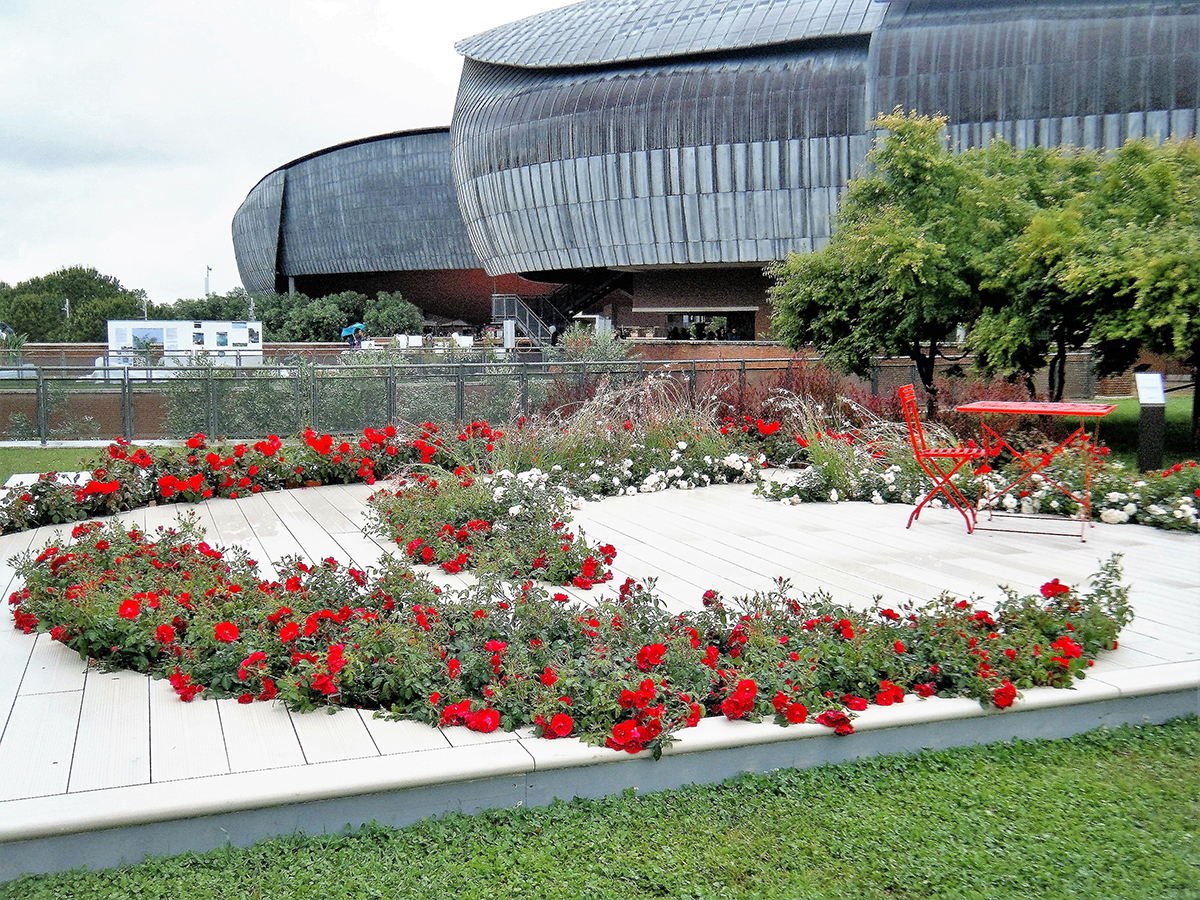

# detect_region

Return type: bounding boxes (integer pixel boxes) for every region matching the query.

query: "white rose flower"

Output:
[589,473,601,483]
[829,489,839,502]
[1003,495,1018,510]
[1100,508,1129,524]
[551,464,562,472]
[871,491,884,505]
[677,441,687,450]
[625,486,638,496]
[1123,503,1137,515]
[1146,504,1166,516]
[508,505,522,517]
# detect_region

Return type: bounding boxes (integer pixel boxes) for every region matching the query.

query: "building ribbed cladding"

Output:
[452,48,871,275]
[456,0,886,68]
[872,0,1200,149]
[231,169,285,295]
[277,130,479,277]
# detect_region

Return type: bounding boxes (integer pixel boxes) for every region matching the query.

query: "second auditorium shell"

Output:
[451,0,1200,280]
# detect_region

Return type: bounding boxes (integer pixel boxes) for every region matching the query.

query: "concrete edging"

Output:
[0,662,1196,881]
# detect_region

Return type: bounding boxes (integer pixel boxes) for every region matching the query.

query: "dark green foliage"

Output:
[0,267,149,342]
[771,116,1199,427]
[364,291,422,337]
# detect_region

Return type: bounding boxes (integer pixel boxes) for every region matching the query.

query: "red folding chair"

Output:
[899,385,989,533]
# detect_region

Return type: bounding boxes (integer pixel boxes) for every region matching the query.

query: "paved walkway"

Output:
[0,482,1195,878]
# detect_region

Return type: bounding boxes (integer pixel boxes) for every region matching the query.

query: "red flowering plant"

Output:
[11,504,1133,754]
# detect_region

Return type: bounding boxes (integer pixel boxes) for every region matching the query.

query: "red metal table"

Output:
[955,400,1116,540]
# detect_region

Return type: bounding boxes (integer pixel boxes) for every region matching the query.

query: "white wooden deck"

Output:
[0,481,1195,877]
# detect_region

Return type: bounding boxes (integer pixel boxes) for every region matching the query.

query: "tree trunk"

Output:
[1048,336,1067,403]
[912,341,939,419]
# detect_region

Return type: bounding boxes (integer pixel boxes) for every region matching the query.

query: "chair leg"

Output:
[910,459,977,533]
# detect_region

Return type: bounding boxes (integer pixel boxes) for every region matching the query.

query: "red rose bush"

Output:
[9,512,1132,758]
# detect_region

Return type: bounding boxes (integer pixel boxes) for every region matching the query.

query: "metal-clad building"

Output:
[451,0,1200,335]
[230,128,553,323]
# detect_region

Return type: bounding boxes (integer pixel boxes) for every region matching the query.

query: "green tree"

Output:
[168,288,254,321]
[1088,140,1200,446]
[364,291,422,337]
[276,297,347,342]
[0,266,149,342]
[770,111,988,415]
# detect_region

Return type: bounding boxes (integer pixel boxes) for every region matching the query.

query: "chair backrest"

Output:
[898,384,927,452]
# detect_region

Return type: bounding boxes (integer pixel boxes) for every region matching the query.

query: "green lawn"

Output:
[1095,393,1195,470]
[4,717,1197,900]
[0,447,94,485]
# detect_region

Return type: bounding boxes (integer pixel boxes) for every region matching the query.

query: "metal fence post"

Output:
[519,362,529,415]
[870,360,880,397]
[206,369,216,436]
[739,359,746,410]
[455,362,465,422]
[35,368,48,445]
[386,364,397,424]
[310,367,320,432]
[122,369,134,441]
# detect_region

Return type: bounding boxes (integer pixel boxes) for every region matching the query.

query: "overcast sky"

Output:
[0,0,567,305]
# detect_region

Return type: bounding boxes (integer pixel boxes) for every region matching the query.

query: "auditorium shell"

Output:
[450,0,1200,338]
[230,127,553,325]
[233,0,1199,338]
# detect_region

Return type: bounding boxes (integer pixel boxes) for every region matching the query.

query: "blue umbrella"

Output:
[341,323,365,337]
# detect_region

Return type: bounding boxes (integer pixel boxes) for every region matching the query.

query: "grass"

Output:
[0,447,92,485]
[1095,393,1195,470]
[3,717,1197,900]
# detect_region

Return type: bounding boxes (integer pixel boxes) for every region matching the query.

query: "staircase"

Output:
[492,271,630,347]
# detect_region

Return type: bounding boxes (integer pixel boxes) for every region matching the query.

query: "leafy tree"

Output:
[1088,140,1200,445]
[168,288,254,321]
[0,266,149,342]
[276,297,347,342]
[65,294,146,343]
[364,291,422,337]
[322,291,370,325]
[770,111,988,415]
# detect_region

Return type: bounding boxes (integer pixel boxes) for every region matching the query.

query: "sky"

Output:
[0,0,568,305]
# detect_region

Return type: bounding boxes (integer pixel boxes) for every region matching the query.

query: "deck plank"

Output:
[18,634,87,696]
[0,691,82,801]
[68,669,151,792]
[149,678,229,782]
[218,699,306,773]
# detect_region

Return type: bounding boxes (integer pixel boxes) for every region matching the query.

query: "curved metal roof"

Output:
[232,128,479,294]
[455,0,887,69]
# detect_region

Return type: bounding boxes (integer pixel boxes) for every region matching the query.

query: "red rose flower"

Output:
[785,702,808,724]
[1040,578,1070,598]
[992,680,1017,709]
[548,713,573,738]
[214,621,239,643]
[118,599,140,620]
[155,624,175,644]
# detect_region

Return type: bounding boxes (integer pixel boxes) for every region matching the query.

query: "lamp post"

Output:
[205,266,212,297]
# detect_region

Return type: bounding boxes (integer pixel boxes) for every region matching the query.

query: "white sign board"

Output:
[1134,372,1165,405]
[107,320,263,367]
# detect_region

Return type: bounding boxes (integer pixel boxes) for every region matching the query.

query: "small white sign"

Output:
[1134,372,1166,405]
